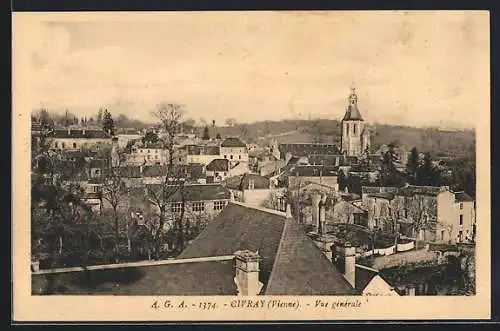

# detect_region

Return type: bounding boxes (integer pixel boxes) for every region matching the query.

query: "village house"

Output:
[114,128,143,148]
[220,137,249,165]
[127,183,233,228]
[361,185,476,244]
[48,128,113,151]
[119,164,205,187]
[224,173,273,207]
[183,144,221,165]
[205,159,230,183]
[287,165,339,190]
[128,142,169,166]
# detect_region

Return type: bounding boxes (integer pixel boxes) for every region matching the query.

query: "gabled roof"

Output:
[206,159,230,172]
[50,129,112,139]
[185,144,220,156]
[145,183,232,202]
[279,143,341,158]
[454,191,474,202]
[289,165,338,177]
[224,173,270,190]
[32,257,237,295]
[355,264,379,292]
[397,185,448,197]
[367,192,395,200]
[179,202,358,295]
[342,104,364,121]
[221,137,247,148]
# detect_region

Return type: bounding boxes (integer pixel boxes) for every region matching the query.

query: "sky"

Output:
[17,11,489,129]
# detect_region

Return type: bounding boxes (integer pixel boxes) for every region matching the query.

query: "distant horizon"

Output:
[21,11,488,132]
[33,108,476,132]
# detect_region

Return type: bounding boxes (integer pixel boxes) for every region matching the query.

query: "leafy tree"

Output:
[216,133,222,140]
[202,126,210,140]
[406,147,420,184]
[416,152,440,186]
[380,147,404,187]
[142,131,159,145]
[212,119,216,128]
[102,109,115,135]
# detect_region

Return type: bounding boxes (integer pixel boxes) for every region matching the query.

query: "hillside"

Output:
[194,119,475,160]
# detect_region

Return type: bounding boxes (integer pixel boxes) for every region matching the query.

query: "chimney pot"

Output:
[285,203,293,219]
[234,250,263,296]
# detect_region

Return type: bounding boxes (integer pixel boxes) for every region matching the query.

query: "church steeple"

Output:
[343,86,363,121]
[341,86,369,157]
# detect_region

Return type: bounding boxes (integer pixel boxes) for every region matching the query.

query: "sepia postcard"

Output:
[12,10,490,322]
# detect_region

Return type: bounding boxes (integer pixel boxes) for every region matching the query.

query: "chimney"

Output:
[234,250,263,296]
[139,165,144,174]
[312,193,322,232]
[285,203,293,219]
[332,241,356,288]
[67,129,71,135]
[82,128,86,135]
[319,194,327,235]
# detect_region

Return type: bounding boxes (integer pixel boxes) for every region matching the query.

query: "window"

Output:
[215,172,219,177]
[179,158,182,162]
[458,230,463,242]
[55,142,58,148]
[171,202,182,213]
[353,124,357,135]
[441,230,445,241]
[147,155,151,160]
[459,214,463,225]
[346,124,350,136]
[460,203,463,210]
[192,201,205,212]
[239,155,242,160]
[230,155,233,160]
[92,185,100,193]
[148,150,150,153]
[155,155,158,159]
[214,200,226,211]
[62,142,66,148]
[73,143,77,148]
[224,155,227,159]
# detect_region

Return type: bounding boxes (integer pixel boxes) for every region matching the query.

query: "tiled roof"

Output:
[397,185,447,197]
[454,191,474,202]
[289,165,338,177]
[355,264,378,292]
[224,173,270,190]
[119,165,168,178]
[361,186,399,195]
[265,214,358,295]
[308,154,342,166]
[279,143,341,158]
[221,137,247,148]
[145,183,232,202]
[367,192,395,200]
[89,158,108,169]
[50,129,112,139]
[206,159,229,172]
[179,203,286,292]
[180,202,358,295]
[342,104,364,121]
[185,144,220,155]
[32,258,237,295]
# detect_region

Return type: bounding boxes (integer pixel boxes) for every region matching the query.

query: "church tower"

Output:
[341,87,369,157]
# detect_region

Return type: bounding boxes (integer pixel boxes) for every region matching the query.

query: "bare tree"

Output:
[225,118,237,127]
[143,102,188,258]
[101,152,128,262]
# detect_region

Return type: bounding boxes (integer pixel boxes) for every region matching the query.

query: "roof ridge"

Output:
[264,212,290,294]
[229,201,286,217]
[355,263,379,273]
[33,255,235,275]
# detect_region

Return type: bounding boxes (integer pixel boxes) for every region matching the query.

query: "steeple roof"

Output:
[342,87,364,121]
